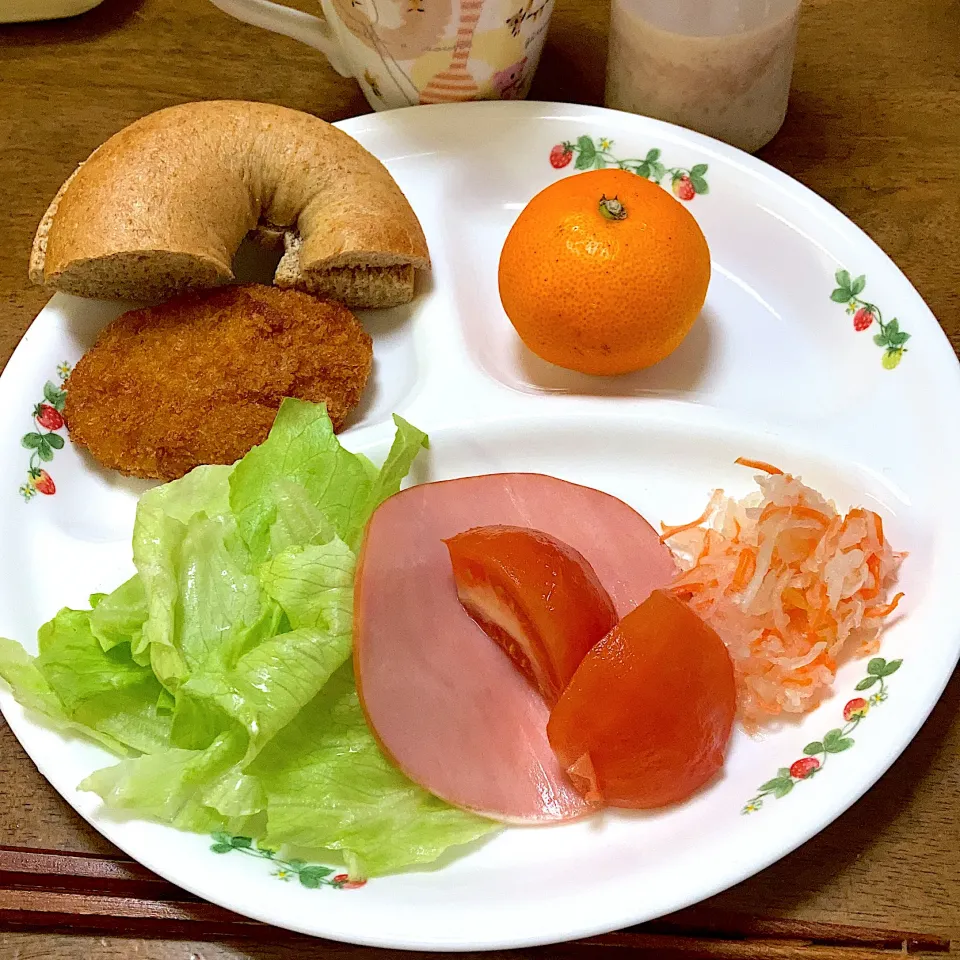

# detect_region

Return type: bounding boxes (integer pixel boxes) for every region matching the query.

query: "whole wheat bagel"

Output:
[29,100,430,308]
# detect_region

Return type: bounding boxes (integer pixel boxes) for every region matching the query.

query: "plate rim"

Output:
[1,99,959,951]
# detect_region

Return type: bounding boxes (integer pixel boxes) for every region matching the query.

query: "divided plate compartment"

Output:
[0,101,959,951]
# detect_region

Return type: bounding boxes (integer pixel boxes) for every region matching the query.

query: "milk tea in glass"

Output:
[605,0,801,152]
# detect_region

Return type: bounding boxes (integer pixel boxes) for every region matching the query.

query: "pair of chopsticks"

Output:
[0,845,951,956]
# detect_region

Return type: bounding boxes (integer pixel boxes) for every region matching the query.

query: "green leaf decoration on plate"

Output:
[574,135,597,170]
[19,362,71,502]
[549,136,709,201]
[830,270,910,368]
[210,832,366,890]
[43,380,67,411]
[742,657,903,814]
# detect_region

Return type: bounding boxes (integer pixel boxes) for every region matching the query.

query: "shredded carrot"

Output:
[863,591,904,618]
[735,457,784,475]
[730,549,757,592]
[659,507,714,543]
[759,503,831,527]
[661,466,904,728]
[697,529,719,562]
[861,554,882,601]
[781,586,806,609]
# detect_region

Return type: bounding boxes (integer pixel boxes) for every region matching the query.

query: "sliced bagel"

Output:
[274,233,416,308]
[30,100,430,308]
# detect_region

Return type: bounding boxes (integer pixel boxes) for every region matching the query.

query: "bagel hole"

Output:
[232,232,284,285]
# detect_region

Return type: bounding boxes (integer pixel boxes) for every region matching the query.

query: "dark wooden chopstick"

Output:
[0,846,175,898]
[0,845,950,954]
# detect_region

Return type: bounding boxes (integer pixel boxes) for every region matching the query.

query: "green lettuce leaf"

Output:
[267,478,337,557]
[79,729,246,833]
[252,663,493,877]
[0,637,134,755]
[89,576,147,653]
[168,537,355,754]
[229,399,375,561]
[136,508,276,691]
[140,463,234,523]
[0,606,171,756]
[0,402,497,878]
[37,607,155,712]
[363,414,429,524]
[260,539,355,631]
[174,513,266,675]
[230,401,429,556]
[132,464,235,680]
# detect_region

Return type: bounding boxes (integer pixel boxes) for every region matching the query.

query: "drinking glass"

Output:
[605,0,802,152]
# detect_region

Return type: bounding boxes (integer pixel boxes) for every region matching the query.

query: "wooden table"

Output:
[1,0,958,956]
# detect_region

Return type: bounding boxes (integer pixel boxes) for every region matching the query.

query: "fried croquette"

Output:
[63,284,373,481]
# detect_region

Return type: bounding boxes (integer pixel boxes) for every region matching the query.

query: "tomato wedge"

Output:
[547,590,736,808]
[444,525,618,706]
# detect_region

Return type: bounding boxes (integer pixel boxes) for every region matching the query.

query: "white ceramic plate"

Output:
[1,101,958,951]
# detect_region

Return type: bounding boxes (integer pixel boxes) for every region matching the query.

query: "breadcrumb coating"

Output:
[63,284,373,481]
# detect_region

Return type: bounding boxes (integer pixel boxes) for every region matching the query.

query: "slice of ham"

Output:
[354,473,677,824]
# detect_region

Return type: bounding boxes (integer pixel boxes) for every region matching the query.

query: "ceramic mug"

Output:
[208,0,555,110]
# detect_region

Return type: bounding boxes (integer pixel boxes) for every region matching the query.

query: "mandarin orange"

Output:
[498,168,711,375]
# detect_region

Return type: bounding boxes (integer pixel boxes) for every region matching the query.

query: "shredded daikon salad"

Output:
[662,459,905,730]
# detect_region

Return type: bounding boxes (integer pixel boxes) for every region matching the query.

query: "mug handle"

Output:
[207,0,354,77]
